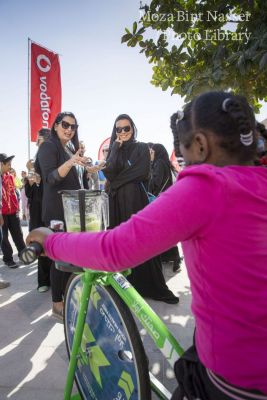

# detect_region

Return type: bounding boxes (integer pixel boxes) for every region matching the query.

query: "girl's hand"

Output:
[86,165,100,174]
[26,227,54,255]
[98,161,106,169]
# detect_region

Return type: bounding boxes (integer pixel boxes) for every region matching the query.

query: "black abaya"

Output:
[104,140,177,300]
[149,158,182,267]
[24,179,52,288]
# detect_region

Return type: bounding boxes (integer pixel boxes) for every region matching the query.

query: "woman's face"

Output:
[55,116,77,145]
[115,119,133,142]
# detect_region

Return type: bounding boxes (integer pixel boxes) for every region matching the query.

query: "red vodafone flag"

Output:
[30,42,61,142]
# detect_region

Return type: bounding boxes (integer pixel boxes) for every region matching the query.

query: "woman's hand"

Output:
[59,149,89,178]
[115,137,124,147]
[26,227,54,255]
[68,149,88,168]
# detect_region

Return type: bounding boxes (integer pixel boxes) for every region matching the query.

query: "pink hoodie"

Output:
[45,164,267,394]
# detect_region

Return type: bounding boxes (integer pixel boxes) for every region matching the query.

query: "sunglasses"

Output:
[116,125,131,134]
[60,120,78,131]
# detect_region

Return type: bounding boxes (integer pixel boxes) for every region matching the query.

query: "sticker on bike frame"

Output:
[65,278,141,399]
[113,273,131,290]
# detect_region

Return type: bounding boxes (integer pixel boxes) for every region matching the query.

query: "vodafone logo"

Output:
[36,54,51,73]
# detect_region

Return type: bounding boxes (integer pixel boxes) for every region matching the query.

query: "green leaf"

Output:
[259,52,267,70]
[212,69,222,82]
[133,21,138,34]
[121,2,267,104]
[137,27,146,35]
[121,33,132,44]
[161,80,169,91]
[237,55,246,75]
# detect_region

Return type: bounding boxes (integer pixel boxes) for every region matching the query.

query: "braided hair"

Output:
[256,122,267,140]
[170,102,193,157]
[191,91,256,163]
[170,92,257,164]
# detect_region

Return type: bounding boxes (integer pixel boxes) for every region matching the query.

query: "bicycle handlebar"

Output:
[20,242,43,265]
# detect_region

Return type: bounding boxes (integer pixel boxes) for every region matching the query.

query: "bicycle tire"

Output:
[64,274,151,400]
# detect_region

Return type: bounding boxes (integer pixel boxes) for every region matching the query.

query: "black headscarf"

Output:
[152,143,175,172]
[50,111,80,152]
[107,114,137,160]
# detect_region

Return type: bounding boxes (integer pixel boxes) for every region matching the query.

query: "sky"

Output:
[0,0,266,174]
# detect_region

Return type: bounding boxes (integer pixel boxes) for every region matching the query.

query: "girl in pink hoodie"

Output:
[27,91,267,399]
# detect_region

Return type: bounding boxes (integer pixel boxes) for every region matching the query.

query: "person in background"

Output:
[148,143,183,272]
[10,168,22,189]
[35,112,88,319]
[78,141,100,190]
[86,157,100,190]
[102,113,178,304]
[255,122,267,166]
[0,154,26,268]
[0,155,10,288]
[76,141,88,188]
[28,91,267,399]
[10,168,22,206]
[25,128,52,293]
[97,144,109,190]
[21,170,27,183]
[78,140,86,156]
[20,171,29,223]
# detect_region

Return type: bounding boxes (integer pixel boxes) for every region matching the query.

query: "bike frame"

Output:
[64,268,184,400]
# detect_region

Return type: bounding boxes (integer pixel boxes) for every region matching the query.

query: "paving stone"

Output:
[0,227,194,399]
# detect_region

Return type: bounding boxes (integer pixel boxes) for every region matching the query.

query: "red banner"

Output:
[98,137,111,160]
[170,149,181,172]
[30,42,61,142]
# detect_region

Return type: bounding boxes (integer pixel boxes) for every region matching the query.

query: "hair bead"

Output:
[240,131,253,146]
[177,110,184,121]
[222,98,232,112]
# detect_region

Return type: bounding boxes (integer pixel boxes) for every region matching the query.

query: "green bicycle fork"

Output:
[64,271,94,400]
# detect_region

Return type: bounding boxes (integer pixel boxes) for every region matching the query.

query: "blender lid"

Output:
[59,189,102,196]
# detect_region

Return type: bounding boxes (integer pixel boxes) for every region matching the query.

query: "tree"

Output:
[122,0,267,110]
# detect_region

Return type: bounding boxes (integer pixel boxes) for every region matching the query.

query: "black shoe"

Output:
[153,295,179,304]
[0,280,10,289]
[5,260,19,268]
[162,296,179,304]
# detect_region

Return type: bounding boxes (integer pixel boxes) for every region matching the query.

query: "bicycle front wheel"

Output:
[64,274,151,400]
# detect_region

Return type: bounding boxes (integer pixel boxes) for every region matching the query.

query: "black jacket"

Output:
[36,134,88,225]
[24,179,43,231]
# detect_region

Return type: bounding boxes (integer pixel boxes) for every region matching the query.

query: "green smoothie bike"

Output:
[61,265,184,400]
[21,189,184,399]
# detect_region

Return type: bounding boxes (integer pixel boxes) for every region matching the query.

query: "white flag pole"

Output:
[27,37,31,160]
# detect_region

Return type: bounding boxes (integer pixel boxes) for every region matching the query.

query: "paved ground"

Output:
[0,226,194,399]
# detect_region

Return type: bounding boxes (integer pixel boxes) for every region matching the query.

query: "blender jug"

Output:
[60,189,109,232]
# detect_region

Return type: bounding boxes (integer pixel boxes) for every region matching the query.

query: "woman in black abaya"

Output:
[148,143,183,272]
[103,114,178,304]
